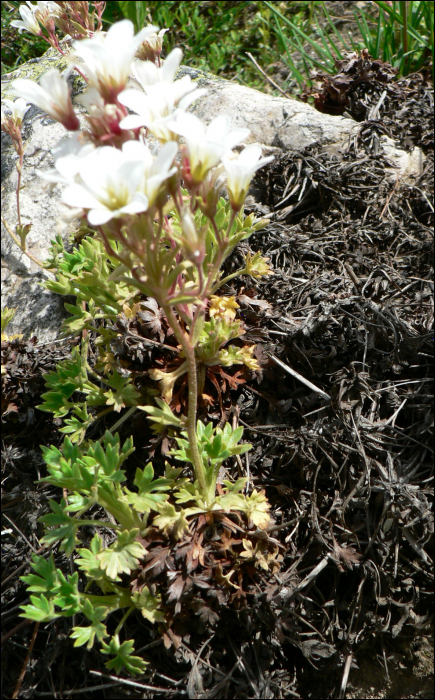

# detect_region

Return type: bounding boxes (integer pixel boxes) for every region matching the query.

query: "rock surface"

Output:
[1,49,425,341]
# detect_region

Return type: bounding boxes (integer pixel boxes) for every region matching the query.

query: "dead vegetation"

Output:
[2,59,433,699]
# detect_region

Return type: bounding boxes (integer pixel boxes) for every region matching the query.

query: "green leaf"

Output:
[1,307,16,334]
[70,599,108,649]
[97,529,146,581]
[244,489,271,529]
[59,404,93,444]
[222,477,247,494]
[40,438,95,493]
[153,502,190,540]
[20,594,59,622]
[101,634,148,676]
[21,553,60,594]
[21,553,82,618]
[76,534,108,583]
[38,346,86,417]
[131,587,165,623]
[138,397,182,433]
[45,273,74,296]
[124,463,170,512]
[103,371,141,412]
[39,498,81,556]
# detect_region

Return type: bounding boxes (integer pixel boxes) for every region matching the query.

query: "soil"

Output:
[1,56,433,699]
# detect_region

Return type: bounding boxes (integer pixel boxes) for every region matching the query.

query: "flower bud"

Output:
[197,164,226,219]
[180,208,205,264]
[135,28,169,64]
[1,99,30,145]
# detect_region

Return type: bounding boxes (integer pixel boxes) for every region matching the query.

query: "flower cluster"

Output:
[11,1,107,46]
[10,16,274,221]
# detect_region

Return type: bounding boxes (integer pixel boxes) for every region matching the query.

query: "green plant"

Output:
[116,0,286,88]
[1,306,22,343]
[262,0,434,88]
[2,3,275,675]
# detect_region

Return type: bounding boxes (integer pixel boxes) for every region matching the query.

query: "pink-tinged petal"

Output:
[11,70,78,130]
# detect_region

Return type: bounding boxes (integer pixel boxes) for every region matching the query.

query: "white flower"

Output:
[168,112,250,184]
[75,87,105,113]
[10,4,42,35]
[222,145,274,211]
[133,47,183,90]
[11,68,79,131]
[121,140,178,206]
[27,1,59,27]
[118,49,206,142]
[68,20,158,102]
[26,1,58,15]
[1,98,30,126]
[133,48,206,111]
[61,146,150,226]
[118,86,205,143]
[38,133,96,185]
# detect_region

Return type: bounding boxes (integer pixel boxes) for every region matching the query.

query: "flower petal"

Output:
[62,183,102,209]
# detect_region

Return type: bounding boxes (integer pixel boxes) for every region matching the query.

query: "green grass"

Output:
[0,1,308,92]
[262,0,434,88]
[2,1,433,89]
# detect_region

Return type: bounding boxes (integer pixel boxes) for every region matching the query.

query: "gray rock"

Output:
[2,47,86,343]
[1,49,425,341]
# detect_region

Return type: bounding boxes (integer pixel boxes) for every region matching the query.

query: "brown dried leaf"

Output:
[137,298,166,342]
[191,598,220,625]
[141,546,170,577]
[167,574,186,602]
[331,540,362,572]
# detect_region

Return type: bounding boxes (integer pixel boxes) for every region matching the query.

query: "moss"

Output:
[174,64,229,88]
[1,44,86,103]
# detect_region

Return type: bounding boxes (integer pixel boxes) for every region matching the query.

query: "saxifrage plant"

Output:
[2,1,276,675]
